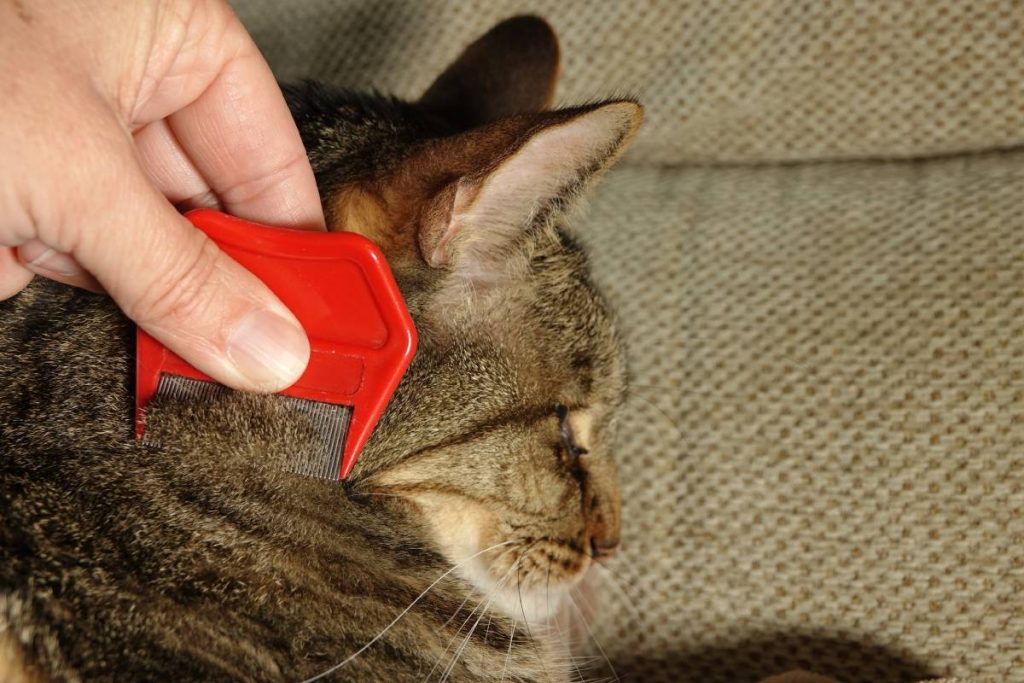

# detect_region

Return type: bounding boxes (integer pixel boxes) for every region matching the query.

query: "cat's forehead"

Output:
[508,230,626,409]
[288,85,451,177]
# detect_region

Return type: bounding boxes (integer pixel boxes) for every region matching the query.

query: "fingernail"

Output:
[226,309,310,391]
[21,245,83,277]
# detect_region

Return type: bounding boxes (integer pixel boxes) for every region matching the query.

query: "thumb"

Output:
[74,169,310,393]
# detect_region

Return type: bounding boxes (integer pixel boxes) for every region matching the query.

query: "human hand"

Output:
[0,0,324,392]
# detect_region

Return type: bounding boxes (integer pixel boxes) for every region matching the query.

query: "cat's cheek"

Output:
[402,491,502,573]
[0,631,39,683]
[396,492,572,623]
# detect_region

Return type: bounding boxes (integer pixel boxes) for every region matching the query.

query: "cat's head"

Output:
[286,16,641,622]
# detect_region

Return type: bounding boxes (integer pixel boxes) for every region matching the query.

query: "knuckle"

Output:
[127,235,223,328]
[219,152,309,207]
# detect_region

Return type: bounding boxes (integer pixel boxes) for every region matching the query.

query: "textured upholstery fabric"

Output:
[584,155,1023,683]
[230,1,1024,681]
[233,0,1024,165]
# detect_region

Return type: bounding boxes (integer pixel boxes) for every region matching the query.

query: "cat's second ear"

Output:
[420,16,560,129]
[419,101,643,283]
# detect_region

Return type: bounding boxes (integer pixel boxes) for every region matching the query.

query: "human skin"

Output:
[0,0,324,391]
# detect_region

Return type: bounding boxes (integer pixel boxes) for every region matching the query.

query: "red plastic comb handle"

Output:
[135,209,417,479]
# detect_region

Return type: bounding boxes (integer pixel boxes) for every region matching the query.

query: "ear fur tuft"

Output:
[421,101,643,284]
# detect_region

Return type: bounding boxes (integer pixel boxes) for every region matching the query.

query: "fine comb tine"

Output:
[135,209,417,480]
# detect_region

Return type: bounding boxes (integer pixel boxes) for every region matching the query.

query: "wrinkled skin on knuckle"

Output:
[130,0,236,125]
[126,233,224,329]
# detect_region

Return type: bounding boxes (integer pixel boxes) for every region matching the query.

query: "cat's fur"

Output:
[0,16,641,682]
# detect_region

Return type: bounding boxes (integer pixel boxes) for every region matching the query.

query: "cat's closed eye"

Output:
[555,403,589,467]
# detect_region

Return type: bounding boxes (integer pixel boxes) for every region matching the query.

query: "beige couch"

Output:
[231,1,1024,681]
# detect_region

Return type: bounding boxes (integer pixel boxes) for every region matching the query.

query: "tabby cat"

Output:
[0,16,642,682]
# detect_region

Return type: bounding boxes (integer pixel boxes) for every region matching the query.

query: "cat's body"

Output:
[2,281,541,682]
[0,17,641,682]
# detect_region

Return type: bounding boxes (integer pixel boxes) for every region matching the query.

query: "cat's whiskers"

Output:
[430,560,518,682]
[513,539,542,626]
[543,639,606,683]
[542,563,591,683]
[436,578,483,634]
[514,540,555,682]
[436,560,520,683]
[500,620,516,683]
[488,538,549,683]
[591,563,645,625]
[424,597,479,683]
[624,390,687,444]
[568,588,621,683]
[424,551,523,681]
[429,543,519,648]
[299,540,513,683]
[483,615,493,652]
[311,493,600,683]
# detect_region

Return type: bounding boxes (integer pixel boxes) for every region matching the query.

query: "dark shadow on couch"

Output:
[605,632,942,683]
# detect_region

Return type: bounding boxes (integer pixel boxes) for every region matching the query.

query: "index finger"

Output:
[163,8,324,231]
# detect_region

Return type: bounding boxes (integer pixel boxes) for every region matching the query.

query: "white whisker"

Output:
[626,391,686,443]
[299,540,513,683]
[591,564,644,625]
[438,562,518,683]
[541,564,587,683]
[422,586,481,683]
[513,541,552,681]
[432,562,516,682]
[568,590,620,683]
[500,621,516,683]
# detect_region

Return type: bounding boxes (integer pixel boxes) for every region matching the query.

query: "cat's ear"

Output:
[420,16,560,129]
[419,101,642,282]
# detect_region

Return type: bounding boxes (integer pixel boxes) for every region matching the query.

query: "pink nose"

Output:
[590,536,620,561]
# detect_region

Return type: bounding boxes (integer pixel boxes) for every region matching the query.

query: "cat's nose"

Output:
[581,457,621,563]
[590,536,620,562]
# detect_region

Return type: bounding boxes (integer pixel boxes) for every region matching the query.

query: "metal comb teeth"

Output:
[146,374,353,480]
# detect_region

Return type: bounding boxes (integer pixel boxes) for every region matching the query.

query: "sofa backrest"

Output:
[235,0,1024,164]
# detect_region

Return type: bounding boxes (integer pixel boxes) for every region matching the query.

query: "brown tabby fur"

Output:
[0,16,641,682]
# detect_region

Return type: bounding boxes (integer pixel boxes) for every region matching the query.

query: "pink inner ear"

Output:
[419,180,477,268]
[430,180,481,267]
[419,102,642,276]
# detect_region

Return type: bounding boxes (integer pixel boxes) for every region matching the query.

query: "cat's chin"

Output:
[394,490,591,624]
[460,551,580,625]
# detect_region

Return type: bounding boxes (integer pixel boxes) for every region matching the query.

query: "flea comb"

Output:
[135,209,417,480]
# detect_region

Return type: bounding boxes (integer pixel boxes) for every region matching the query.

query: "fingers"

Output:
[71,155,310,393]
[0,0,317,394]
[16,240,103,292]
[0,247,33,300]
[134,119,222,212]
[162,8,325,231]
[111,7,321,392]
